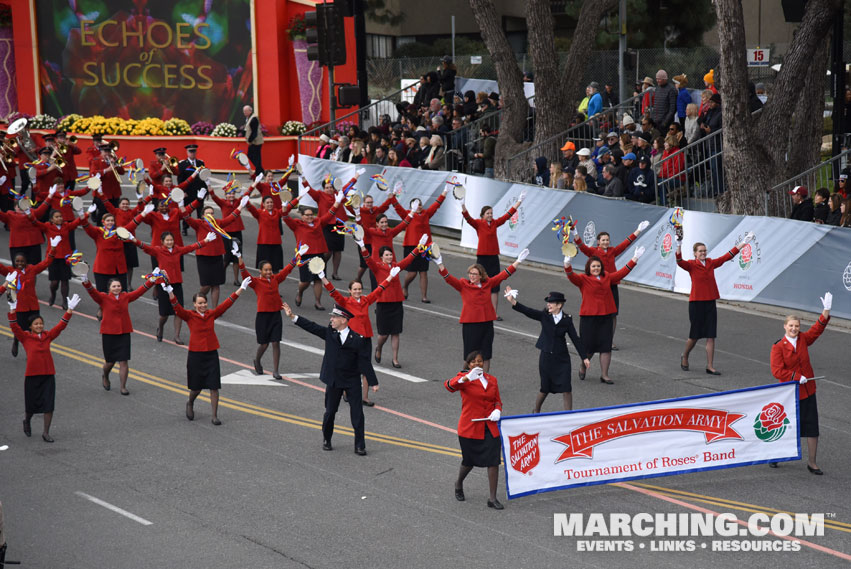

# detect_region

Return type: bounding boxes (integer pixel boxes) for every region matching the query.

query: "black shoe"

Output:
[272,373,283,380]
[421,298,431,304]
[374,349,381,364]
[11,340,18,358]
[23,418,31,437]
[314,304,325,311]
[487,499,504,510]
[363,399,375,407]
[48,292,56,307]
[253,359,263,376]
[706,369,721,376]
[680,356,689,371]
[156,325,164,342]
[600,377,614,385]
[354,447,367,456]
[332,274,341,281]
[295,292,303,307]
[768,462,778,468]
[807,465,824,475]
[211,418,222,426]
[578,368,586,381]
[42,433,54,443]
[186,401,195,421]
[392,361,401,368]
[322,440,333,451]
[102,374,111,391]
[455,487,465,501]
[120,389,130,396]
[495,315,503,321]
[611,344,619,351]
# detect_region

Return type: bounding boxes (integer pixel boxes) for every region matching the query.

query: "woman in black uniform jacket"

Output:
[505,288,590,412]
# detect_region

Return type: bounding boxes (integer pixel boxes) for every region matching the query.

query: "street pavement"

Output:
[1,178,849,568]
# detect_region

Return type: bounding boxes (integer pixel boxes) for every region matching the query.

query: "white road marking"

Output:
[74,491,153,526]
[0,445,8,451]
[220,369,288,386]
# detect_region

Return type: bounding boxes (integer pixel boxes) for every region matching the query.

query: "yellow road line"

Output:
[1,326,462,458]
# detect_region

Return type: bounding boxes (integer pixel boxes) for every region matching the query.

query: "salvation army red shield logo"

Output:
[509,432,540,474]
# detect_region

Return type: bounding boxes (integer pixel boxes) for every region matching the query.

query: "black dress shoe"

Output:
[11,340,18,357]
[680,356,689,371]
[120,389,130,396]
[322,440,333,451]
[706,369,722,376]
[421,299,431,304]
[42,433,54,443]
[578,368,586,381]
[455,487,465,501]
[363,399,375,407]
[23,419,31,437]
[392,361,401,368]
[211,418,222,426]
[156,325,164,342]
[253,359,263,376]
[495,316,503,321]
[768,462,778,468]
[611,344,619,351]
[600,377,614,385]
[186,401,195,421]
[102,374,111,391]
[487,499,504,510]
[807,465,824,475]
[272,373,283,380]
[374,349,381,364]
[354,447,367,456]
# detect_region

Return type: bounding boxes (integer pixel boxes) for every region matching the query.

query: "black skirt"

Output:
[610,284,620,314]
[462,321,495,360]
[256,243,284,273]
[10,244,42,266]
[123,241,139,269]
[48,257,72,281]
[375,301,403,335]
[298,253,322,283]
[459,429,501,467]
[187,349,221,390]
[94,272,128,293]
[102,333,131,362]
[223,231,242,266]
[403,245,429,272]
[255,311,283,344]
[688,300,717,339]
[477,255,502,293]
[800,393,819,438]
[539,351,572,393]
[157,282,184,316]
[196,255,225,286]
[24,374,56,414]
[579,314,614,354]
[323,224,345,252]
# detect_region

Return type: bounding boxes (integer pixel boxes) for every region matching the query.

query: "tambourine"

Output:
[169,188,185,203]
[393,181,403,195]
[561,242,578,257]
[115,227,132,241]
[675,225,684,241]
[452,185,466,200]
[6,285,17,303]
[352,224,365,241]
[18,199,30,214]
[136,180,147,195]
[278,189,293,203]
[237,153,250,168]
[348,193,362,209]
[295,162,304,175]
[71,196,83,211]
[27,166,36,180]
[134,158,144,170]
[87,176,102,190]
[198,168,211,181]
[307,256,326,275]
[332,177,342,191]
[71,261,89,277]
[429,242,441,260]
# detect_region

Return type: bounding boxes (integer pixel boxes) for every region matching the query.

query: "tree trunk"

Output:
[526,0,568,144]
[715,0,840,215]
[469,0,529,179]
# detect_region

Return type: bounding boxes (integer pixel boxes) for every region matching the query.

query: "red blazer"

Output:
[128,203,193,247]
[391,194,446,246]
[9,311,71,376]
[305,181,352,219]
[575,232,637,274]
[172,292,240,352]
[46,186,90,222]
[145,177,190,201]
[210,192,246,232]
[245,201,296,245]
[353,196,394,245]
[34,163,63,202]
[676,246,740,301]
[565,260,636,315]
[240,260,296,312]
[82,221,127,274]
[255,182,283,209]
[30,217,85,258]
[439,265,516,323]
[462,206,516,256]
[770,315,829,400]
[0,249,54,311]
[362,248,417,303]
[323,280,388,337]
[283,210,335,255]
[184,208,241,256]
[366,218,409,261]
[444,371,502,439]
[137,241,202,284]
[60,144,82,182]
[103,197,151,235]
[1,209,46,247]
[147,159,168,186]
[83,280,152,335]
[89,158,126,199]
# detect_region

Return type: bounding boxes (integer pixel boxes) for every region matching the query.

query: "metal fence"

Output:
[655,129,725,211]
[766,149,851,217]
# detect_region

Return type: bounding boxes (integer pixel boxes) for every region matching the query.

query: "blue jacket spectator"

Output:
[673,74,691,122]
[587,82,603,118]
[534,156,550,187]
[626,157,656,203]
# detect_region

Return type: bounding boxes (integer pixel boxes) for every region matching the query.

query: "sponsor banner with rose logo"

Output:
[499,382,799,499]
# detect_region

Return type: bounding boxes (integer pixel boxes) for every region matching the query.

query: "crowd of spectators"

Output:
[789,178,851,227]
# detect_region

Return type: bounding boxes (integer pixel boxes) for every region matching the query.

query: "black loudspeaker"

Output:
[781,0,807,22]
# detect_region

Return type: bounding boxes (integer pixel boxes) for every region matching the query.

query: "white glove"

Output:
[48,184,58,198]
[571,228,578,240]
[743,231,755,244]
[0,175,6,185]
[79,272,88,282]
[464,367,484,382]
[231,241,240,255]
[204,232,217,242]
[4,272,15,284]
[50,235,62,247]
[66,293,81,310]
[411,198,421,210]
[487,409,501,422]
[298,244,310,256]
[799,376,809,384]
[254,172,264,184]
[239,195,249,208]
[135,192,143,201]
[161,283,173,293]
[431,255,443,265]
[519,190,527,202]
[142,203,155,216]
[633,246,646,259]
[87,204,97,213]
[820,292,833,311]
[356,167,365,177]
[288,154,295,166]
[354,238,365,248]
[95,173,101,180]
[77,208,85,219]
[178,199,185,207]
[389,266,401,278]
[198,188,207,199]
[637,220,649,232]
[147,184,154,196]
[240,276,252,290]
[517,248,530,263]
[418,233,428,246]
[334,190,344,204]
[7,299,16,311]
[317,270,326,280]
[504,288,518,300]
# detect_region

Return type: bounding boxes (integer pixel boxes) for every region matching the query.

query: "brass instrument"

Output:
[7,118,36,161]
[53,154,66,169]
[58,143,68,154]
[105,141,122,182]
[161,153,178,175]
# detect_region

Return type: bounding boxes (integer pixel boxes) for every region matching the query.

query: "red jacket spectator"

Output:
[676,246,740,301]
[82,279,153,334]
[660,147,685,182]
[565,261,636,315]
[8,310,71,376]
[439,265,516,323]
[444,371,502,439]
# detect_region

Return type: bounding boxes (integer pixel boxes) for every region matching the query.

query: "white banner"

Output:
[499,383,800,498]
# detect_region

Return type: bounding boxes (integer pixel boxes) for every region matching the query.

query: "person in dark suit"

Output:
[504,288,590,412]
[283,302,375,455]
[178,144,208,233]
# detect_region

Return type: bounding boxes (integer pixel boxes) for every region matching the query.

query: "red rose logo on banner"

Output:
[753,402,789,442]
[508,432,540,475]
[35,0,255,124]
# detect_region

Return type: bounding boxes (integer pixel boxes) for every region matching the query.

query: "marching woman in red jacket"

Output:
[80,270,159,395]
[303,172,357,280]
[769,293,832,474]
[574,219,650,349]
[0,240,57,357]
[460,191,525,319]
[237,244,308,380]
[676,232,753,374]
[351,192,396,283]
[445,351,504,510]
[564,247,644,384]
[210,187,250,285]
[391,186,449,302]
[100,189,153,284]
[435,247,529,373]
[80,209,129,293]
[283,195,339,310]
[9,292,81,442]
[164,276,250,425]
[0,198,45,265]
[28,207,86,308]
[244,194,300,273]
